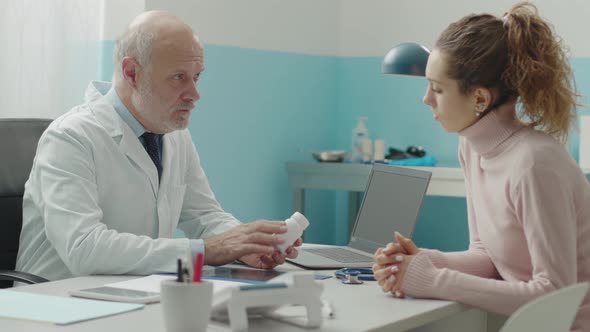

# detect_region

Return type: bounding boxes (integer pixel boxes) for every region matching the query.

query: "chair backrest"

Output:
[0,118,52,288]
[500,282,590,332]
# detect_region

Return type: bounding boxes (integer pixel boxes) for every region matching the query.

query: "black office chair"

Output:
[0,119,52,288]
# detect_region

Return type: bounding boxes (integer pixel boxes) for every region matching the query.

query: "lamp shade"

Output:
[382,42,430,76]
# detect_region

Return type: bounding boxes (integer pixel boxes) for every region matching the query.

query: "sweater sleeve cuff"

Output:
[400,251,441,298]
[421,249,449,269]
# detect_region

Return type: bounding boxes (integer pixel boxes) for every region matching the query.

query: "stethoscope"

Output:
[334,268,375,284]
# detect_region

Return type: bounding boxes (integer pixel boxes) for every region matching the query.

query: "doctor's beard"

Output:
[132,78,193,134]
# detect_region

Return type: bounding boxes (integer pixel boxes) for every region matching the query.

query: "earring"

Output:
[475,105,484,117]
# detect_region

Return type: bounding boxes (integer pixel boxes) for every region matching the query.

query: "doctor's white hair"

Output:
[113,26,156,79]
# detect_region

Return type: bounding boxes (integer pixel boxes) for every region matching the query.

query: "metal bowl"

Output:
[311,150,347,162]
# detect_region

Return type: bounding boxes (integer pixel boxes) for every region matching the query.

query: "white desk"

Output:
[286,161,465,229]
[0,268,487,332]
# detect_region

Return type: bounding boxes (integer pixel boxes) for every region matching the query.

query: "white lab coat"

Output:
[16,81,240,281]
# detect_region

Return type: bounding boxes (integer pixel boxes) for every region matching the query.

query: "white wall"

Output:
[104,0,590,57]
[338,0,590,57]
[101,0,145,40]
[0,1,102,119]
[145,0,341,56]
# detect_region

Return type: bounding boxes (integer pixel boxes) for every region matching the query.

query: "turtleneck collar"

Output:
[458,103,526,156]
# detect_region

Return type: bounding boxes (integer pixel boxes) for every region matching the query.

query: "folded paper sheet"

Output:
[0,290,144,325]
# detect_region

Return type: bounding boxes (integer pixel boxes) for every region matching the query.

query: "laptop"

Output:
[287,163,431,269]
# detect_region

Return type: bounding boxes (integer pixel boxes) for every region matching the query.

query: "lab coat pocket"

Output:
[160,183,187,237]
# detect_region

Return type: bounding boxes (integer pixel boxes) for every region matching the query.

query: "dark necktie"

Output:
[141,132,162,181]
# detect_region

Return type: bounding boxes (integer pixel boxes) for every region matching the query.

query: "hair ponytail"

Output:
[502,3,578,142]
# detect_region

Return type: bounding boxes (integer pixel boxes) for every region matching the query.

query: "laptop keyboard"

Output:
[303,248,373,263]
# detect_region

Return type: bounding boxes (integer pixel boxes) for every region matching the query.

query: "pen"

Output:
[177,258,184,283]
[182,267,190,283]
[193,252,204,283]
[322,300,335,319]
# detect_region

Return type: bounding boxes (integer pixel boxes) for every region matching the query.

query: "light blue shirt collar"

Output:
[104,87,146,138]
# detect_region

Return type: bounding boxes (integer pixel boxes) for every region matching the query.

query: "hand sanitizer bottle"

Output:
[276,212,310,253]
[351,117,369,163]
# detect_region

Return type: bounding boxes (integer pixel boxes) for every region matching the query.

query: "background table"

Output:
[286,162,465,230]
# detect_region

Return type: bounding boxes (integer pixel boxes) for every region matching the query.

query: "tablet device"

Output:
[69,286,160,304]
[204,266,284,283]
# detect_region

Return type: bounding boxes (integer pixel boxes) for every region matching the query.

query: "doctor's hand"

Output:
[203,220,289,266]
[239,237,303,269]
[372,232,420,298]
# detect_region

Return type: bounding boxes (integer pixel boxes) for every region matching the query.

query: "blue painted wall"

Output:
[188,45,340,243]
[100,41,590,252]
[569,58,590,161]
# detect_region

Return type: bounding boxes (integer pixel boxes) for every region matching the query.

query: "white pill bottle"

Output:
[276,212,310,253]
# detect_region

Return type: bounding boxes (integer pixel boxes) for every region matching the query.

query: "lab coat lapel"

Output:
[120,131,160,196]
[93,103,160,197]
[160,134,174,187]
[157,134,174,237]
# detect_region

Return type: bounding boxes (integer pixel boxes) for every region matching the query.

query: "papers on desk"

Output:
[69,275,248,303]
[0,275,250,325]
[106,274,176,293]
[105,274,248,294]
[0,290,143,325]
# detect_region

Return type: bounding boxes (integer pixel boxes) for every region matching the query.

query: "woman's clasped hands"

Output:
[372,232,421,298]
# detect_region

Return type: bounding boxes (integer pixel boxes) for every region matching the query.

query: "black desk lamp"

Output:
[382,42,430,76]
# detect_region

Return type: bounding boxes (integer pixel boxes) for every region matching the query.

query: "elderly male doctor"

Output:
[16,11,301,281]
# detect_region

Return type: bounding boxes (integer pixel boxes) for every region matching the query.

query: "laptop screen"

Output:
[349,164,431,252]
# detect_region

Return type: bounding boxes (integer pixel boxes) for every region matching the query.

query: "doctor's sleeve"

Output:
[176,134,241,240]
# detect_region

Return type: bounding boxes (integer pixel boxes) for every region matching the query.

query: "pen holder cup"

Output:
[160,279,213,332]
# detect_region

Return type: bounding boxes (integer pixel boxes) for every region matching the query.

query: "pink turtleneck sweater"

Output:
[400,104,590,331]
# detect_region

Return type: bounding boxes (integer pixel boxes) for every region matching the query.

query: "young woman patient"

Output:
[372,3,590,331]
